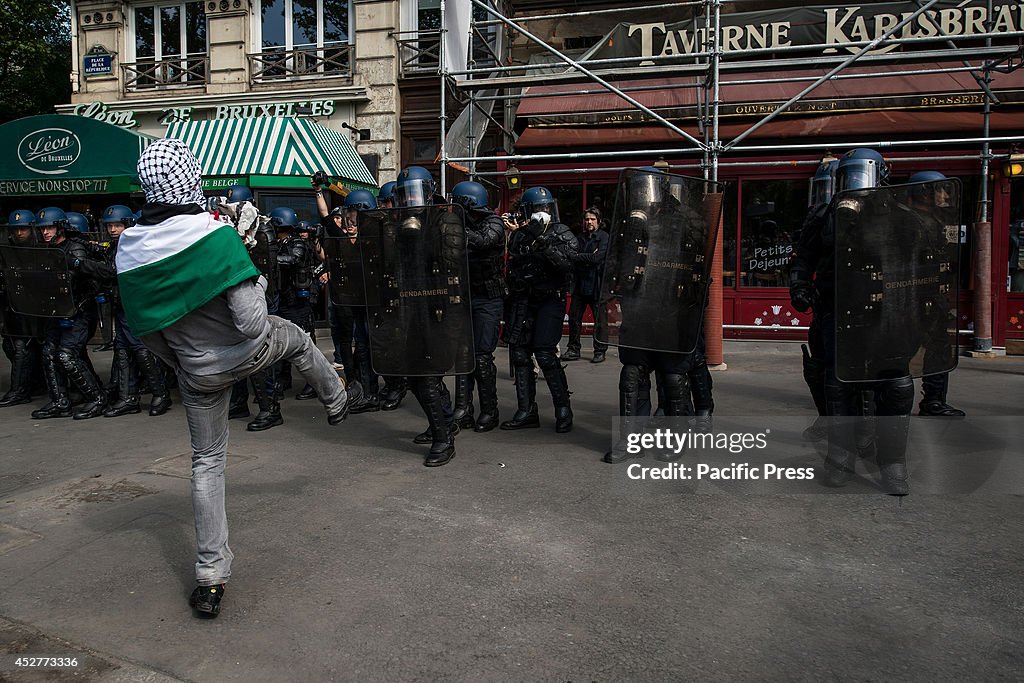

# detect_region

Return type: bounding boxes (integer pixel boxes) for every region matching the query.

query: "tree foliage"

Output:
[0,0,71,123]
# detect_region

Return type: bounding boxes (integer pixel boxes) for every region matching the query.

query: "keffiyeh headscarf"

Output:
[137,138,206,207]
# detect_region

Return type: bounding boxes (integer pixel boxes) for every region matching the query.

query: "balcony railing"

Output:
[122,55,207,91]
[394,30,441,78]
[248,44,354,83]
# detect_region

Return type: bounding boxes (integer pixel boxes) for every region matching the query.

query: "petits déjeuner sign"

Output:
[591,1,1024,65]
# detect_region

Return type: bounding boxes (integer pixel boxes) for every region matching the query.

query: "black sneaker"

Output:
[189,584,225,618]
[562,349,581,361]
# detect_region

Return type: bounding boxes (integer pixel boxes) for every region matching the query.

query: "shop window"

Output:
[583,182,616,229]
[720,184,738,288]
[739,178,803,287]
[1011,178,1024,293]
[548,184,583,234]
[253,0,352,80]
[127,1,207,89]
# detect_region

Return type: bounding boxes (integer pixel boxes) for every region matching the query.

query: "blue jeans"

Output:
[174,316,348,585]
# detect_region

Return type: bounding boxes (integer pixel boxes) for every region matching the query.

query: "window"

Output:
[738,179,803,287]
[128,1,206,88]
[254,0,352,78]
[1010,178,1024,293]
[400,0,441,71]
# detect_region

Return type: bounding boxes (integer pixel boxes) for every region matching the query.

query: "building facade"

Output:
[62,0,402,184]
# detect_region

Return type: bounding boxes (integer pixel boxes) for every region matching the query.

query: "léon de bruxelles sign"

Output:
[593,1,1024,64]
[73,99,337,129]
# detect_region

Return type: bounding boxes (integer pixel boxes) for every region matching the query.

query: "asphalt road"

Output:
[0,341,1021,682]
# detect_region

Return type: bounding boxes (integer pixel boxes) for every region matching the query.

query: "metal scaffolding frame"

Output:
[434,0,1024,353]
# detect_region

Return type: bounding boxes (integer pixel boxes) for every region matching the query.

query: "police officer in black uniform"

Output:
[790,148,916,495]
[790,158,838,440]
[31,207,113,420]
[500,186,579,433]
[0,210,44,407]
[449,181,506,432]
[99,205,172,417]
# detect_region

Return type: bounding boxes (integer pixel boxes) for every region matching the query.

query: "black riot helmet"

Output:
[908,171,952,208]
[836,148,889,192]
[626,167,668,222]
[809,159,839,209]
[520,186,560,225]
[5,209,37,245]
[394,166,436,208]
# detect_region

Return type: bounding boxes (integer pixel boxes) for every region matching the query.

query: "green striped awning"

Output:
[165,117,376,186]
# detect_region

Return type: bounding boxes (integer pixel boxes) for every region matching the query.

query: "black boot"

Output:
[380,376,407,410]
[473,356,499,433]
[247,371,282,431]
[605,366,647,464]
[61,351,107,420]
[32,350,71,419]
[228,381,250,419]
[134,349,171,416]
[103,349,141,417]
[875,416,911,496]
[452,374,476,430]
[655,372,690,461]
[541,358,573,434]
[295,384,318,400]
[0,339,37,407]
[688,362,714,433]
[413,378,456,467]
[500,363,539,430]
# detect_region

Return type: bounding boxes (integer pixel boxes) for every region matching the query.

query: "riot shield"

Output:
[250,222,279,300]
[833,179,961,382]
[0,245,77,318]
[600,168,723,354]
[359,204,474,376]
[319,224,376,307]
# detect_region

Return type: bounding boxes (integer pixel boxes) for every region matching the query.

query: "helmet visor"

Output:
[395,179,432,208]
[809,175,834,207]
[837,160,878,192]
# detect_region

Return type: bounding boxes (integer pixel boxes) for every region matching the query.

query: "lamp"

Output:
[1003,153,1024,178]
[341,121,371,141]
[653,156,669,170]
[505,164,521,190]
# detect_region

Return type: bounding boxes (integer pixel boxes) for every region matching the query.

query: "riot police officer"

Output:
[377,181,397,209]
[31,207,114,420]
[790,149,917,494]
[221,184,281,422]
[906,171,965,419]
[450,180,506,432]
[388,166,461,465]
[500,186,579,433]
[370,178,409,410]
[790,159,838,440]
[100,205,172,417]
[274,206,318,398]
[0,210,44,407]
[600,168,714,463]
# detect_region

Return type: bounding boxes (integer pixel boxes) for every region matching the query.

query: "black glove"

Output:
[311,170,327,188]
[790,285,813,313]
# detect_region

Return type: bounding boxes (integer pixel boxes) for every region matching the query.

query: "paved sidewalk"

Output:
[0,341,1021,681]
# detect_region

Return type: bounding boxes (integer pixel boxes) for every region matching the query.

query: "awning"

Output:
[166,117,376,188]
[515,61,1024,141]
[516,110,1024,148]
[0,114,153,197]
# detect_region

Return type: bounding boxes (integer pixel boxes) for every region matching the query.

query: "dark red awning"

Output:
[516,61,1024,118]
[515,109,1024,148]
